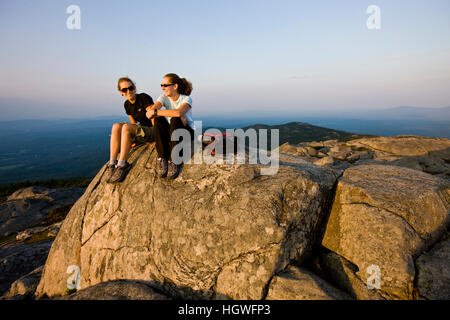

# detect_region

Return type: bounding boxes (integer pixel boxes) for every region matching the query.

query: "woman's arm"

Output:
[128,116,137,147]
[146,101,162,118]
[146,101,189,126]
[146,101,162,126]
[153,103,191,118]
[128,115,136,124]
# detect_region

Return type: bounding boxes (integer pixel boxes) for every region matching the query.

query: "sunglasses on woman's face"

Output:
[161,84,174,88]
[120,86,135,93]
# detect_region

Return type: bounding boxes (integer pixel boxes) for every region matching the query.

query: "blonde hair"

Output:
[117,77,136,90]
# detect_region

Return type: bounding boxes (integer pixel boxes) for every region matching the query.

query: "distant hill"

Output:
[2,114,447,186]
[241,121,371,148]
[0,120,366,186]
[201,108,449,139]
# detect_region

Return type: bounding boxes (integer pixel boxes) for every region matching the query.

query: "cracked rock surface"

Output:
[322,164,449,299]
[32,135,450,300]
[279,135,450,177]
[416,231,450,300]
[36,145,337,299]
[266,265,352,300]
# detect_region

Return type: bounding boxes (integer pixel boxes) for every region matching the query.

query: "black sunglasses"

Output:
[120,85,135,93]
[161,84,174,88]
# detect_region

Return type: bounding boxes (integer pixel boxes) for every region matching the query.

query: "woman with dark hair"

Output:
[146,73,195,179]
[106,77,155,183]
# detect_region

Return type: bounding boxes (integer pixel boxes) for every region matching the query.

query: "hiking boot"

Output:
[167,161,181,179]
[105,164,116,183]
[109,162,132,183]
[157,157,168,177]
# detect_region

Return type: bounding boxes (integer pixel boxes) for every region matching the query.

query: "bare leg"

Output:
[110,123,124,160]
[118,123,137,161]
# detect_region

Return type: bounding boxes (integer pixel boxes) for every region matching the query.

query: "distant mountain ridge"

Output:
[241,121,369,147]
[1,117,447,185]
[0,121,365,185]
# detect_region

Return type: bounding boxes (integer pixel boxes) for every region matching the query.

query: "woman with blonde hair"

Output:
[106,77,155,183]
[147,73,195,179]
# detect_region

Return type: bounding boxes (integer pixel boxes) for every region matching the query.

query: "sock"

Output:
[117,160,127,168]
[109,159,118,166]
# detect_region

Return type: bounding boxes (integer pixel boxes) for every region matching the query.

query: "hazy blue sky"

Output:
[0,0,449,120]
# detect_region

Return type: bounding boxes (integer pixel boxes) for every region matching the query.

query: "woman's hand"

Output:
[181,116,187,126]
[146,109,154,120]
[147,101,162,119]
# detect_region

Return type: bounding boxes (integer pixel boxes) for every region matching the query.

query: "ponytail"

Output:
[180,78,193,96]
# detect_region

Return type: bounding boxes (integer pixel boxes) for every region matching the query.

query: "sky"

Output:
[0,0,449,120]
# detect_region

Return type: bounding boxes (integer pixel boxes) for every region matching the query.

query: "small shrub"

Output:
[41,204,73,226]
[24,231,54,244]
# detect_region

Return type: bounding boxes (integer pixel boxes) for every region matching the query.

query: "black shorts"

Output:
[134,124,155,144]
[119,122,154,145]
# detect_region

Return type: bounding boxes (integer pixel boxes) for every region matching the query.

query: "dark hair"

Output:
[164,73,193,96]
[117,77,136,90]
